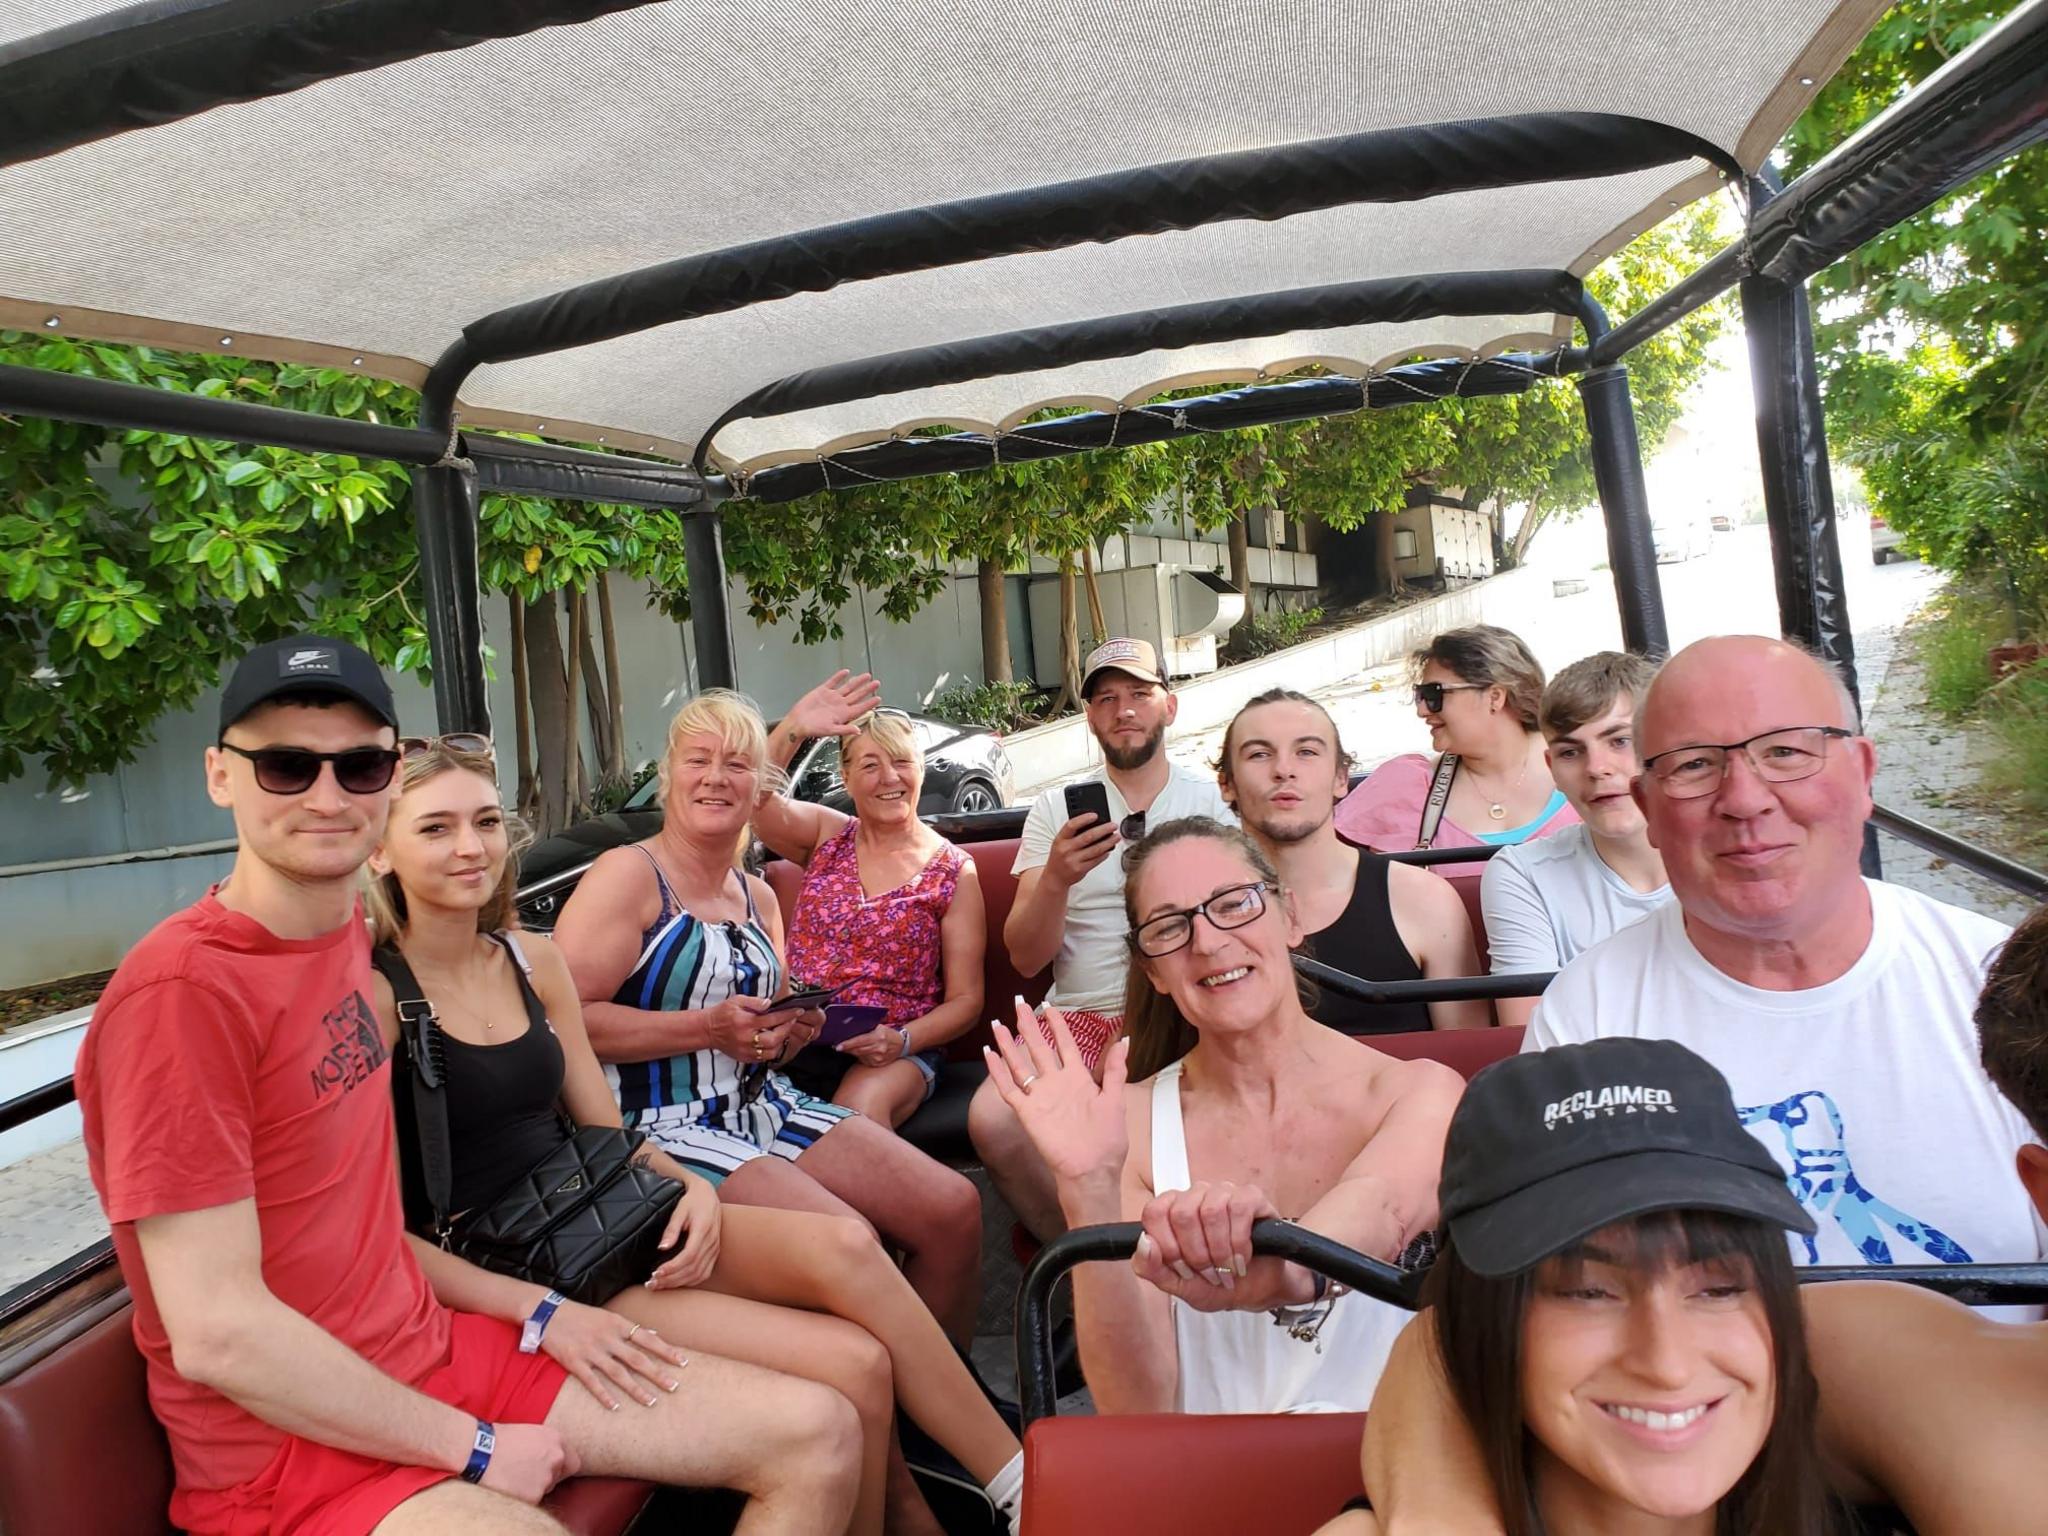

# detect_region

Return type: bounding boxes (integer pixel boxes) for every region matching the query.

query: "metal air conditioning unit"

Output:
[1027,564,1247,686]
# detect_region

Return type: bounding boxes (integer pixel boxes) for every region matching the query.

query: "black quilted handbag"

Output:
[374,944,684,1306]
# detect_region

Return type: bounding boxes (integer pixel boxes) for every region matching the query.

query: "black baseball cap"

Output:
[1440,1038,1813,1277]
[218,634,399,736]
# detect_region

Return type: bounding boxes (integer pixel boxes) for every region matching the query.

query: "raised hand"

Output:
[782,669,883,746]
[983,997,1131,1186]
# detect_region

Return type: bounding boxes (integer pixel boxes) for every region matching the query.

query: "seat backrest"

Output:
[764,836,1049,1063]
[0,1295,177,1536]
[1372,1024,1524,1080]
[1433,860,1490,970]
[1022,1411,1366,1535]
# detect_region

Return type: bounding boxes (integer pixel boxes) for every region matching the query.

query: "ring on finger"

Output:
[625,1322,642,1341]
[1016,1071,1040,1093]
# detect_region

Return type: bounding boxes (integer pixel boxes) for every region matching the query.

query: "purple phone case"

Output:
[817,1002,888,1047]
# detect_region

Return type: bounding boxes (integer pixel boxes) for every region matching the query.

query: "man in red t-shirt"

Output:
[76,636,858,1536]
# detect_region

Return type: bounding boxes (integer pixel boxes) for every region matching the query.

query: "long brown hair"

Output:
[1119,816,1290,1080]
[364,742,532,946]
[1425,1210,1836,1536]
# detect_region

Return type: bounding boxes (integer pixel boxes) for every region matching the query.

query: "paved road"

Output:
[1166,521,1944,782]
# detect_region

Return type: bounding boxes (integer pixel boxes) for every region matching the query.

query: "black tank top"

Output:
[392,933,570,1229]
[1298,854,1430,1035]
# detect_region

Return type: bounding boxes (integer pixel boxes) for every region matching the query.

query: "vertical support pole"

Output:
[410,457,491,735]
[685,508,738,692]
[1741,270,1880,877]
[1576,366,1670,657]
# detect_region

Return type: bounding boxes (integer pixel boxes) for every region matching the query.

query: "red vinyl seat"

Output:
[0,1288,656,1536]
[1374,1023,1524,1080]
[1022,1411,1367,1536]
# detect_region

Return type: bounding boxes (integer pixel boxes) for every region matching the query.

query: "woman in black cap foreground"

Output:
[1320,1037,1837,1536]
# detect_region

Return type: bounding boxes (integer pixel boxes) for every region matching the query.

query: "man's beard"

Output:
[1246,802,1330,846]
[1100,720,1166,772]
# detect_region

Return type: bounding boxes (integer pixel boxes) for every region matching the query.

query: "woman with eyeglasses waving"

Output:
[750,672,987,1131]
[1334,625,1576,857]
[983,816,1464,1415]
[366,736,1024,1536]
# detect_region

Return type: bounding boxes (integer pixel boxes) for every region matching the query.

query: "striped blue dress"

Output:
[606,845,852,1182]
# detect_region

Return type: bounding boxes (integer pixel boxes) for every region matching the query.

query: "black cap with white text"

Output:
[218,634,398,735]
[1440,1037,1814,1277]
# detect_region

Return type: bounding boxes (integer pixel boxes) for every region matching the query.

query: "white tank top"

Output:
[1150,1059,1410,1414]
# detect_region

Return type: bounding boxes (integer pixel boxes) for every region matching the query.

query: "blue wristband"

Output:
[519,1289,567,1355]
[460,1419,495,1484]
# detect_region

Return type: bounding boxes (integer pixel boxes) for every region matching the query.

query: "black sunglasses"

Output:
[218,741,401,795]
[1412,681,1488,712]
[1120,811,1147,841]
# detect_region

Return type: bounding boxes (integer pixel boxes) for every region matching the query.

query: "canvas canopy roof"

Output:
[0,0,1886,482]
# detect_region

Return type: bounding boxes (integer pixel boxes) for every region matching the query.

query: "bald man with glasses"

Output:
[1523,635,2040,1275]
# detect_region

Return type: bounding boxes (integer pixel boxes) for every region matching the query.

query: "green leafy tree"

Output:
[1784,0,2046,625]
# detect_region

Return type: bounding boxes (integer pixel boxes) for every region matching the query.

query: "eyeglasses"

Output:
[1129,881,1277,958]
[217,741,401,795]
[1641,727,1854,799]
[1413,682,1487,712]
[399,733,495,759]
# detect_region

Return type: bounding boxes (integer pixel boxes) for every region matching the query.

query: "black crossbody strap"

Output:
[370,946,457,1236]
[1416,752,1460,850]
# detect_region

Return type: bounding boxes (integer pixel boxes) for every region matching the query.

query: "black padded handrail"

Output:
[1293,953,1554,1005]
[1016,1219,1420,1424]
[1797,1262,2048,1308]
[1871,803,2048,902]
[0,1076,76,1138]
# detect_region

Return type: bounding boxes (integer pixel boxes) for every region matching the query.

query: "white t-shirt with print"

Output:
[1527,880,2040,1273]
[1013,763,1236,1014]
[1482,823,1674,974]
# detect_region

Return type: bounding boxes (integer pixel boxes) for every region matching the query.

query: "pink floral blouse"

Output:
[786,821,966,1026]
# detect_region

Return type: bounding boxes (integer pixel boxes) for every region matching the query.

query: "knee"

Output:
[781,1377,865,1489]
[839,1326,894,1424]
[817,1212,888,1275]
[923,1163,982,1238]
[968,1078,1021,1159]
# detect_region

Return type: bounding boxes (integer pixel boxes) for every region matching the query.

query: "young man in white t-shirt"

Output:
[967,637,1233,1239]
[1527,636,2038,1273]
[1482,651,1672,1027]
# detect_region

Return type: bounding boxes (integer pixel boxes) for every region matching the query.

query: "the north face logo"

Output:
[283,647,338,673]
[1544,1084,1677,1128]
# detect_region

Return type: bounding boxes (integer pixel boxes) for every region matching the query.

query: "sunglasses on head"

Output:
[218,741,401,795]
[399,733,495,759]
[1412,681,1488,712]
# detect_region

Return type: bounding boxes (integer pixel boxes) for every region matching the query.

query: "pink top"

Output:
[1333,752,1579,857]
[786,820,967,1026]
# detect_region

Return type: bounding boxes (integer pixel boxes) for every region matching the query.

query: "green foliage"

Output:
[1220,604,1324,662]
[1918,588,2004,718]
[1982,661,2048,847]
[1786,0,2046,631]
[0,333,686,787]
[929,678,1043,734]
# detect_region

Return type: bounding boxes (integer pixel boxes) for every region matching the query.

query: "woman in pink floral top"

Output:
[755,677,987,1128]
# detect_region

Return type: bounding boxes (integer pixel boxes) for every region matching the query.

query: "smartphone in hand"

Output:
[1063,780,1112,831]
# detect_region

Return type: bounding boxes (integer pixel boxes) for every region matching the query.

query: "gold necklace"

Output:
[1466,754,1531,821]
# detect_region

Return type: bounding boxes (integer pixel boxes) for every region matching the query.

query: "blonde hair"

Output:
[656,688,786,863]
[844,710,923,773]
[365,742,533,947]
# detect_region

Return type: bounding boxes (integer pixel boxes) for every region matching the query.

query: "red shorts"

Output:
[181,1312,570,1536]
[1043,1008,1123,1075]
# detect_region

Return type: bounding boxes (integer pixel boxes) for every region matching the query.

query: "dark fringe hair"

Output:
[1978,902,2048,1141]
[1119,816,1299,1080]
[1425,1209,1838,1536]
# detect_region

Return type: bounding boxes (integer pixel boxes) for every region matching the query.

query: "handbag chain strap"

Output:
[371,945,460,1244]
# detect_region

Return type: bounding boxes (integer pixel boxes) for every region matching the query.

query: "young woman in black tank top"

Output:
[366,739,1023,1536]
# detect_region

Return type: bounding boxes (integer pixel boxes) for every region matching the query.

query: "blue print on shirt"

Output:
[1739,1090,1974,1266]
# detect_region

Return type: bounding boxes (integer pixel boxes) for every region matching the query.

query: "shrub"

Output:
[1918,591,2002,720]
[1222,605,1324,663]
[930,679,1043,734]
[1983,661,2048,851]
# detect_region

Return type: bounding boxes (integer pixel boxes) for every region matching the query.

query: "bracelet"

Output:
[892,1024,912,1057]
[519,1289,567,1355]
[460,1419,496,1484]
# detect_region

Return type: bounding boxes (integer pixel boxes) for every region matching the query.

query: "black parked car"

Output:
[515,713,1013,930]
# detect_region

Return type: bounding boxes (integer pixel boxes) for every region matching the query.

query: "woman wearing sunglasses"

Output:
[750,673,987,1131]
[1333,625,1575,859]
[1318,1037,1835,1536]
[983,816,1463,1415]
[366,735,1024,1536]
